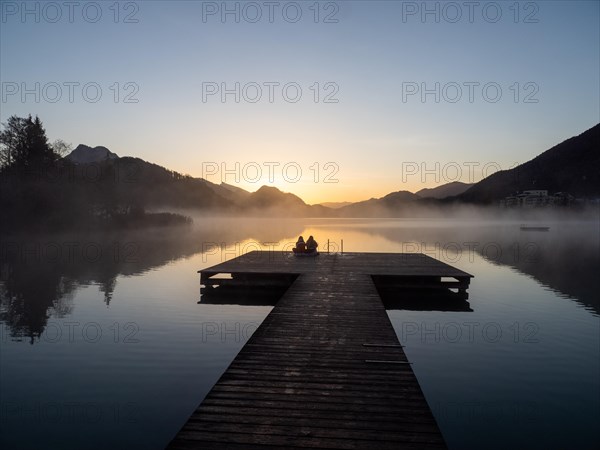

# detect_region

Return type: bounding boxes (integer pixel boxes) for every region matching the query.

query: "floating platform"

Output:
[520,226,550,231]
[169,252,473,449]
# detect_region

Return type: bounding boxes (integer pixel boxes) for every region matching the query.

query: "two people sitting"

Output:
[293,235,318,254]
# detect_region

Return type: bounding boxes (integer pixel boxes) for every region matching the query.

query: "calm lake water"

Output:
[1,218,599,450]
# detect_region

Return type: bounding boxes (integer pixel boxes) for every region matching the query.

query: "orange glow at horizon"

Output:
[192,176,437,205]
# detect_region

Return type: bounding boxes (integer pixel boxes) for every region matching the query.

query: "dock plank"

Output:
[169,252,471,448]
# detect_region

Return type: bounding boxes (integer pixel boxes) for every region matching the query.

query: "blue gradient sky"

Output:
[1,1,599,202]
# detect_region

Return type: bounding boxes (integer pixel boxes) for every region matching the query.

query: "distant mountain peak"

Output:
[65,144,119,164]
[246,185,307,209]
[256,185,282,193]
[383,190,418,200]
[317,201,353,209]
[416,181,474,199]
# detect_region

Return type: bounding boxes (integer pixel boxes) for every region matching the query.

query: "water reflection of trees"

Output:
[354,222,600,315]
[4,219,596,344]
[480,226,600,315]
[0,262,75,344]
[0,219,304,343]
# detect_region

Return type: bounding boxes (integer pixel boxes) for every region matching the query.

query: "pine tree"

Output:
[0,115,56,171]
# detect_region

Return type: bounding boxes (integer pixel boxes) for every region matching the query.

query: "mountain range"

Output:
[65,144,118,164]
[457,123,600,203]
[64,123,599,216]
[416,182,473,199]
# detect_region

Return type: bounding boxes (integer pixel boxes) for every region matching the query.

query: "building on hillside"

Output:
[500,190,575,208]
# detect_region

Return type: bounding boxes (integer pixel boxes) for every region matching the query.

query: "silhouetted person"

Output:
[293,236,306,254]
[306,236,318,254]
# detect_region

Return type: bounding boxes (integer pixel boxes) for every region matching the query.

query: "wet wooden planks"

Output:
[169,252,455,449]
[198,251,471,279]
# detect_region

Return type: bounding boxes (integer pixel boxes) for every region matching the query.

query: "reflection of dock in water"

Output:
[170,251,473,449]
[377,289,473,312]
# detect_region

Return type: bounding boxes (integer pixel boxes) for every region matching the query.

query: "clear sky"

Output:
[1,0,599,203]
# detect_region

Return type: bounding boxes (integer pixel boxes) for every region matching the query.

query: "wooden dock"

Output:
[169,252,472,449]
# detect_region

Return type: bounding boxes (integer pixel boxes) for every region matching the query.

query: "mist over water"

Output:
[1,215,599,449]
[2,0,598,447]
